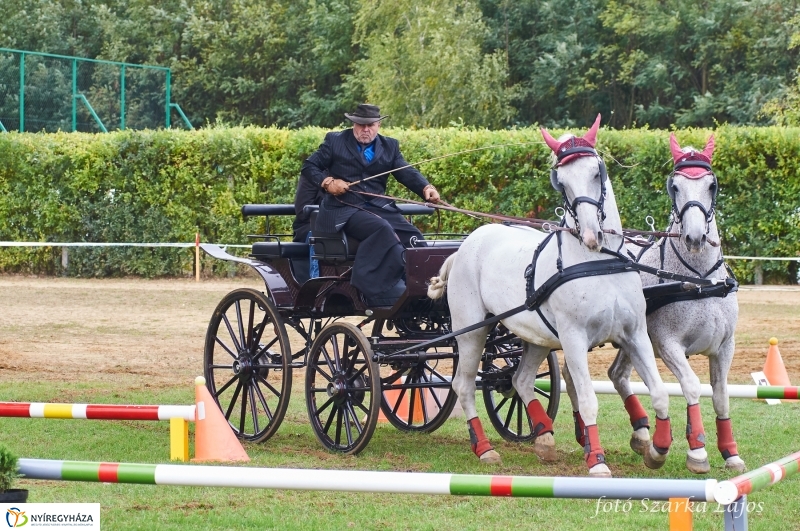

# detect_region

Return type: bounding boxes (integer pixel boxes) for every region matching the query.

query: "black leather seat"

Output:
[306,209,359,263]
[251,241,309,260]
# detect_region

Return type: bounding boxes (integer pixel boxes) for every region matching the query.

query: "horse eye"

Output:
[709,182,717,191]
[671,184,679,194]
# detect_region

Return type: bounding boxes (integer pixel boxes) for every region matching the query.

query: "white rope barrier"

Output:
[0,243,796,259]
[0,241,251,248]
[726,255,800,262]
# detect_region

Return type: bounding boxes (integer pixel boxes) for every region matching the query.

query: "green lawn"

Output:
[1,382,798,530]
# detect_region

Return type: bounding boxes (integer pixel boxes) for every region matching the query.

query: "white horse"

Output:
[428,116,673,477]
[606,133,745,473]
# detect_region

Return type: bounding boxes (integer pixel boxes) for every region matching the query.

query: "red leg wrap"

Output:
[573,411,586,447]
[624,394,650,431]
[583,424,606,467]
[716,417,739,460]
[653,416,673,454]
[685,403,706,450]
[467,417,494,457]
[526,399,554,437]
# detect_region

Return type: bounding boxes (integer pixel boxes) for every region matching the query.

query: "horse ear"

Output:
[583,113,601,147]
[669,133,683,163]
[540,128,561,152]
[702,135,715,161]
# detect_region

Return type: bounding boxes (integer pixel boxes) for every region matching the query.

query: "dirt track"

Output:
[0,276,798,389]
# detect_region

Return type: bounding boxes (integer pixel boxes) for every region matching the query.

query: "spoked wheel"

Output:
[305,322,380,455]
[481,329,560,442]
[204,288,292,443]
[379,353,458,433]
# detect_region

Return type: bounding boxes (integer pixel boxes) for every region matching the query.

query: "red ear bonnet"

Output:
[671,133,714,178]
[540,114,602,166]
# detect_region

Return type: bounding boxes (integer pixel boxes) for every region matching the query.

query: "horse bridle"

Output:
[550,144,608,240]
[659,160,724,282]
[667,160,718,228]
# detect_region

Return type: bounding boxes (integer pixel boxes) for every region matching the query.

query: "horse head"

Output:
[668,133,718,253]
[541,114,607,251]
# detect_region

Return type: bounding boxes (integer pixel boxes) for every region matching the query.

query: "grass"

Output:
[1,381,798,530]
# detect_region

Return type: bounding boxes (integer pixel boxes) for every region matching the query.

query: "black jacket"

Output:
[292,173,325,241]
[300,129,430,231]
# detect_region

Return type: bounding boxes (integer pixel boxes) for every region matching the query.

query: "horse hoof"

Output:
[725,457,746,473]
[686,455,710,474]
[589,464,612,478]
[643,444,668,470]
[479,450,502,465]
[534,433,558,462]
[630,435,649,455]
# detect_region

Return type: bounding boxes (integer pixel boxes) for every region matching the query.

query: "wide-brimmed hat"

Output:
[344,104,388,125]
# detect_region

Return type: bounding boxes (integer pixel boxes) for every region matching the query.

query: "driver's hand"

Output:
[423,185,440,203]
[325,178,350,196]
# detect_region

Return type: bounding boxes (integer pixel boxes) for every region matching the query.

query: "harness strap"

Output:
[600,247,738,288]
[668,238,724,279]
[524,258,635,329]
[381,303,529,358]
[644,282,738,315]
[385,254,636,358]
[525,232,560,337]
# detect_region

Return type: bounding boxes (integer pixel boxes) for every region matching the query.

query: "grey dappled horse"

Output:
[605,133,745,473]
[428,116,673,477]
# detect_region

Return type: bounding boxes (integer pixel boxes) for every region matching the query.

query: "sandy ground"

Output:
[0,276,798,390]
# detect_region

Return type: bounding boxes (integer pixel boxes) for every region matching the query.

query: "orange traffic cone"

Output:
[764,338,793,388]
[377,387,425,424]
[192,376,250,462]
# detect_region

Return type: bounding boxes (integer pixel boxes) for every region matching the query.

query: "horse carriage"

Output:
[201,118,743,477]
[200,203,560,455]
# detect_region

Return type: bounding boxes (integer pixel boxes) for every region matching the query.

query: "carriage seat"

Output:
[303,206,360,264]
[250,241,309,260]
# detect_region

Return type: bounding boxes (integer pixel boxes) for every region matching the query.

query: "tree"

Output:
[349,0,515,128]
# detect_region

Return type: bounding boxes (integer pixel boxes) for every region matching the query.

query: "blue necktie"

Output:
[359,142,375,163]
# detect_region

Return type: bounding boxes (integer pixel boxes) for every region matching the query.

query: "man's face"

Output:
[353,121,380,144]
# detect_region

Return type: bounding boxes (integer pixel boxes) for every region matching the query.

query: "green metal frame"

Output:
[0,47,192,132]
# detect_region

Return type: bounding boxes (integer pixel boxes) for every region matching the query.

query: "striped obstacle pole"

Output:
[714,450,800,505]
[533,379,800,400]
[17,458,718,499]
[713,450,800,531]
[17,459,720,530]
[0,403,196,462]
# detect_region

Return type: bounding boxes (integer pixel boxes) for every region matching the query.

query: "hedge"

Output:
[1,125,798,283]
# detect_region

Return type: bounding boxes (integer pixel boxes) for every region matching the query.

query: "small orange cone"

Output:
[764,338,793,389]
[377,388,425,424]
[192,376,250,462]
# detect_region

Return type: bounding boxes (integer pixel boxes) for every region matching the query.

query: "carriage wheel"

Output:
[482,343,560,443]
[305,322,380,455]
[204,288,292,443]
[379,354,459,433]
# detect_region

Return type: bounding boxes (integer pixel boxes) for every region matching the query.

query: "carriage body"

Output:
[201,204,560,454]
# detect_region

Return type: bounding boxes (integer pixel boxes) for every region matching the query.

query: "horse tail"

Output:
[427,253,457,300]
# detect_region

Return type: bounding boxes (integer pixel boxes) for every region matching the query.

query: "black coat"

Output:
[292,173,325,242]
[300,129,431,232]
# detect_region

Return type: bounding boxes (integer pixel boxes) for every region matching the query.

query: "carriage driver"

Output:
[300,103,441,306]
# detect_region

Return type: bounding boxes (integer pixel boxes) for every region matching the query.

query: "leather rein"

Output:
[354,190,706,246]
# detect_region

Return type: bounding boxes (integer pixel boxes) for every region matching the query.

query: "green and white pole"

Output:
[534,379,799,399]
[715,450,800,505]
[18,459,717,501]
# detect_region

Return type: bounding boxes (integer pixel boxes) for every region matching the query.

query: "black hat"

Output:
[344,104,389,125]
